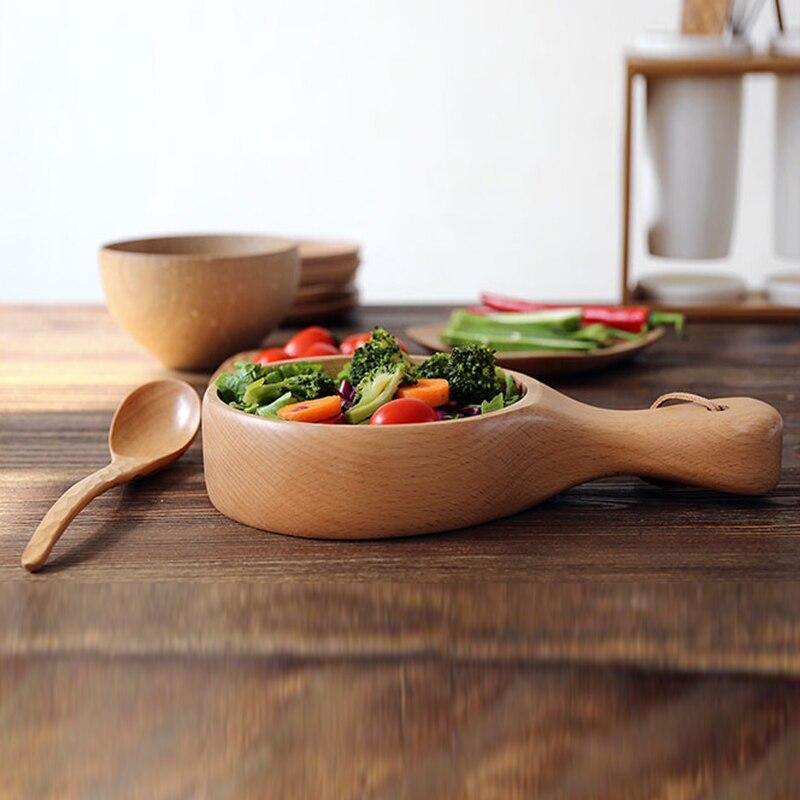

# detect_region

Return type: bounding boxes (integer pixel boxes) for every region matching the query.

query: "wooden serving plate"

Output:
[286,290,359,323]
[203,355,782,540]
[299,260,359,287]
[298,239,360,263]
[295,282,357,303]
[405,323,665,376]
[298,239,360,287]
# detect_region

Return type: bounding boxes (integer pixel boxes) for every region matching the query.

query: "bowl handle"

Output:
[526,385,783,495]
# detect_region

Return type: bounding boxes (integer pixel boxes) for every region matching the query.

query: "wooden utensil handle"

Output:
[611,396,783,494]
[529,385,783,499]
[531,386,783,496]
[21,462,131,572]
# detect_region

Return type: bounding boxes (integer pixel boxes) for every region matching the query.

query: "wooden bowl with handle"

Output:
[100,234,299,370]
[202,355,783,540]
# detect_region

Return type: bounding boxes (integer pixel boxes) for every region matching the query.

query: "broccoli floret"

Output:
[219,360,334,411]
[281,371,335,400]
[448,345,505,404]
[348,327,416,388]
[345,366,405,424]
[418,345,504,405]
[417,352,450,380]
[336,361,352,383]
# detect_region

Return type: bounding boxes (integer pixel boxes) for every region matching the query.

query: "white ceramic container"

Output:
[637,272,746,305]
[773,32,800,259]
[631,34,750,259]
[765,273,800,306]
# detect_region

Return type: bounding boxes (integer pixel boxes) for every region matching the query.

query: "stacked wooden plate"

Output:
[287,240,360,323]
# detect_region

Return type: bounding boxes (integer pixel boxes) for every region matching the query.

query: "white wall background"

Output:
[0,0,792,303]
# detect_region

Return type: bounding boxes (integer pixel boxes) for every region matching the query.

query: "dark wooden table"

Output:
[2,304,800,798]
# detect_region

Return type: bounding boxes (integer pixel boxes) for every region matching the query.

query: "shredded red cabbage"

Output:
[337,380,356,408]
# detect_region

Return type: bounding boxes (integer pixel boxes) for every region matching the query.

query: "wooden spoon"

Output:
[21,379,200,572]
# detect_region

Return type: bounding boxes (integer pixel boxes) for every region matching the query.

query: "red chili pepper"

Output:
[480,293,553,313]
[479,292,661,334]
[580,307,651,333]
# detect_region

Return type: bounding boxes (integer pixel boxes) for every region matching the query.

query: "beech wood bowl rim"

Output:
[100,233,297,262]
[205,353,539,430]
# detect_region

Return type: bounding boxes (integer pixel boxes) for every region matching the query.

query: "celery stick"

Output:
[480,309,583,329]
[256,391,295,418]
[442,329,597,351]
[448,309,582,335]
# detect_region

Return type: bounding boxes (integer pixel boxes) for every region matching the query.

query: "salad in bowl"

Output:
[215,326,522,425]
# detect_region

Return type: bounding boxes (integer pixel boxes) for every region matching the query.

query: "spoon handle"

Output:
[21,461,133,572]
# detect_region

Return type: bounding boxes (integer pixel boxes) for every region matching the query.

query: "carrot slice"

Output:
[277,395,342,422]
[396,378,449,407]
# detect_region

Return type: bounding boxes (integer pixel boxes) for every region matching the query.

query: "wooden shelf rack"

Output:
[621,53,800,322]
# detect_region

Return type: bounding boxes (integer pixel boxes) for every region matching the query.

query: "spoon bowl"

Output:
[109,380,201,462]
[22,379,200,572]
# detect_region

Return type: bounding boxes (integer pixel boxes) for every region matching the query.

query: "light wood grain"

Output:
[627,54,800,78]
[295,281,358,303]
[299,260,360,287]
[634,289,800,322]
[21,379,200,571]
[681,0,730,35]
[621,64,635,306]
[286,289,359,323]
[297,239,360,264]
[100,234,299,369]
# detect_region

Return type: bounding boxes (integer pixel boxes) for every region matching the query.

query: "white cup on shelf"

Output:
[631,33,750,259]
[772,31,800,260]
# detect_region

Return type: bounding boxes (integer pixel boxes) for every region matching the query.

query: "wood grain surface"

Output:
[4,659,800,799]
[2,304,800,797]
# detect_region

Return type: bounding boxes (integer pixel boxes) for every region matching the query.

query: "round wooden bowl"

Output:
[203,354,782,540]
[100,234,299,370]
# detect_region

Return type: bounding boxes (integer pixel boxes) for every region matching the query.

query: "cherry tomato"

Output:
[339,331,409,355]
[284,326,334,358]
[369,398,438,425]
[339,331,372,355]
[302,341,339,357]
[253,347,287,365]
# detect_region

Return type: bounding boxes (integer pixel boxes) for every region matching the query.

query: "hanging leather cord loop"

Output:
[650,392,728,412]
